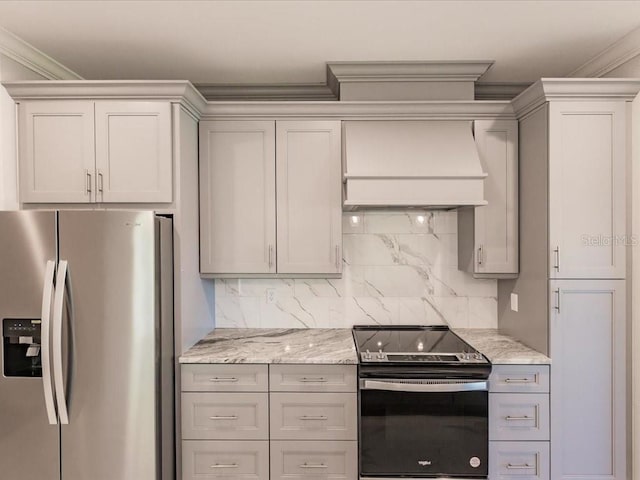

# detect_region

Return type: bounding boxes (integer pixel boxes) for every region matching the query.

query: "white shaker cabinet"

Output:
[17,100,173,204]
[458,119,518,277]
[199,121,276,274]
[199,120,342,277]
[549,279,625,480]
[276,121,342,275]
[19,101,96,203]
[548,102,626,280]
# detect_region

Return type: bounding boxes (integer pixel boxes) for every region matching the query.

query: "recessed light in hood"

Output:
[343,120,487,209]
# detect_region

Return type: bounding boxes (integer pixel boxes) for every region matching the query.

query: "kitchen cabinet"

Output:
[181,363,358,480]
[458,119,518,278]
[549,280,625,480]
[489,364,550,480]
[18,100,173,204]
[199,120,342,276]
[548,102,626,280]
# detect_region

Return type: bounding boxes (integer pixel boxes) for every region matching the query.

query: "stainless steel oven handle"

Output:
[361,379,488,393]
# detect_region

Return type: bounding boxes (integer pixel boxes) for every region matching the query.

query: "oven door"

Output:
[359,378,488,478]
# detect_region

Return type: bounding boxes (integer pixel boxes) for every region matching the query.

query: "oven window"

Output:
[360,389,488,477]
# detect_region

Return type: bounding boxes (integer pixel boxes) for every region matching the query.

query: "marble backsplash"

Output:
[215,211,497,329]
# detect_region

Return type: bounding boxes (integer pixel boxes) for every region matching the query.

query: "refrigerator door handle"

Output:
[52,260,70,425]
[40,260,58,425]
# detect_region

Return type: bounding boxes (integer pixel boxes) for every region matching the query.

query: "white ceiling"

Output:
[0,0,639,84]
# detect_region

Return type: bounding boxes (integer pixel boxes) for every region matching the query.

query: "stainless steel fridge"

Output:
[0,210,174,480]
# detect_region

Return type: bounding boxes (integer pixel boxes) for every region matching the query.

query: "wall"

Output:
[0,54,47,210]
[215,210,498,329]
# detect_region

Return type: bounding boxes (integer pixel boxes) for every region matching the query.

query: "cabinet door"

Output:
[474,119,518,274]
[548,102,626,279]
[199,121,276,274]
[95,101,172,203]
[19,101,95,203]
[276,121,342,274]
[550,279,626,480]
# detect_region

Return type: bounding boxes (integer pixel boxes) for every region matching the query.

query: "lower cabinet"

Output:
[181,363,357,480]
[489,365,550,480]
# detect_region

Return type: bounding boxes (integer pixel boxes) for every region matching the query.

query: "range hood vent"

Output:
[343,121,487,209]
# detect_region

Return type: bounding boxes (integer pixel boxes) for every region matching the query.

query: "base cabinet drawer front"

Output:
[181,364,269,392]
[270,393,357,440]
[269,365,357,392]
[490,365,550,394]
[182,392,269,440]
[270,441,358,480]
[489,441,550,480]
[490,394,549,441]
[182,440,269,480]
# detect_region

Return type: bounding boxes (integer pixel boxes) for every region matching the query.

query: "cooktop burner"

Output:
[352,325,489,365]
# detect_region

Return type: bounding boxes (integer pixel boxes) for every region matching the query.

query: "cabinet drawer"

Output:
[490,365,549,393]
[271,441,357,480]
[489,441,550,480]
[270,393,357,440]
[182,392,269,440]
[269,364,357,392]
[182,440,269,480]
[181,364,268,392]
[490,393,549,441]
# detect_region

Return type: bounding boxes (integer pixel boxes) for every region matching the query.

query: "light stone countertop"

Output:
[454,328,551,365]
[179,327,550,365]
[178,328,358,364]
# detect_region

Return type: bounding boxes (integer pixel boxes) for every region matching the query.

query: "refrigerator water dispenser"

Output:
[2,318,42,377]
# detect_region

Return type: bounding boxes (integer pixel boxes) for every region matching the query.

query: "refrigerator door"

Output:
[0,211,60,480]
[57,211,160,480]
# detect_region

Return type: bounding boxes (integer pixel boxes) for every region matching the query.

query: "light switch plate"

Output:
[510,293,518,312]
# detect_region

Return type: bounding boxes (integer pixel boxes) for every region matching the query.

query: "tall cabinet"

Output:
[500,79,640,480]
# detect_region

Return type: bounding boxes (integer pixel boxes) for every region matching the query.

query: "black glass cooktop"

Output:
[352,325,488,364]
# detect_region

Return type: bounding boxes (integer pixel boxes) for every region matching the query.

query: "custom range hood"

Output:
[342,120,487,209]
[331,61,496,210]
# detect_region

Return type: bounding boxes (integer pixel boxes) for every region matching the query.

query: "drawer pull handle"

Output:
[299,463,328,469]
[210,463,239,469]
[209,377,239,382]
[507,463,534,470]
[299,415,328,420]
[299,377,327,383]
[209,415,238,420]
[505,415,533,421]
[504,378,534,383]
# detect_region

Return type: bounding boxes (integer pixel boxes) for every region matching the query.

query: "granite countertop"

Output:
[179,328,358,364]
[454,328,551,365]
[179,327,550,365]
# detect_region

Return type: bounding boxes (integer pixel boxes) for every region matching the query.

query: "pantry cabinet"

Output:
[458,119,518,277]
[18,100,173,204]
[548,102,626,280]
[199,120,342,276]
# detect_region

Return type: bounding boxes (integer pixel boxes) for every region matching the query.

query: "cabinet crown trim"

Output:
[512,78,640,118]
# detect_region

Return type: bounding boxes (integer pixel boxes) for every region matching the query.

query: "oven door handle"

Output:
[361,379,488,393]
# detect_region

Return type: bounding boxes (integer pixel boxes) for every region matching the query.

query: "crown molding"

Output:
[512,78,640,118]
[200,100,514,120]
[1,80,208,119]
[327,61,494,83]
[195,83,337,101]
[569,26,640,78]
[0,27,82,80]
[475,82,531,100]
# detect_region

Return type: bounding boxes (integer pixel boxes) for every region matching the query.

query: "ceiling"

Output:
[0,0,639,85]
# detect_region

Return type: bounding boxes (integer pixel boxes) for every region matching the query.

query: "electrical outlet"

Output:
[510,293,518,312]
[266,288,277,304]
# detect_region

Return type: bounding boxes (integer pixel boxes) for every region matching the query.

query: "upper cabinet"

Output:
[18,100,173,204]
[458,119,518,278]
[548,101,626,279]
[199,120,342,277]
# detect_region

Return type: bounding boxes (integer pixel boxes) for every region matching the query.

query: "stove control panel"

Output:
[360,351,488,364]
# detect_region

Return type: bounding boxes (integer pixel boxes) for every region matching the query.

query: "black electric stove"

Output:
[354,325,491,479]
